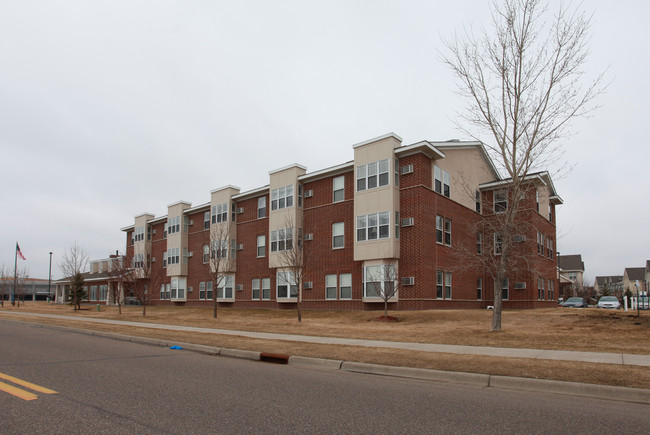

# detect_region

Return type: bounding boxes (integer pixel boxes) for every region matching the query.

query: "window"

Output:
[536,190,540,212]
[434,165,450,198]
[230,239,237,260]
[271,228,293,252]
[183,215,189,233]
[211,203,227,224]
[160,284,165,300]
[477,232,483,254]
[211,239,228,259]
[204,211,210,230]
[217,275,234,299]
[147,225,152,241]
[568,272,577,281]
[271,185,294,211]
[356,212,390,241]
[537,232,544,254]
[203,245,209,263]
[258,196,266,218]
[333,176,344,202]
[356,159,389,192]
[252,279,260,300]
[436,216,443,244]
[394,211,400,239]
[167,216,181,234]
[170,277,186,300]
[277,271,298,298]
[231,202,237,222]
[394,159,399,187]
[494,190,507,213]
[444,219,452,246]
[165,283,171,300]
[475,191,482,213]
[548,280,554,300]
[363,265,395,298]
[502,278,509,300]
[206,281,213,300]
[99,285,108,301]
[163,223,167,239]
[162,251,167,268]
[257,235,266,257]
[167,247,180,265]
[332,222,344,249]
[262,278,270,300]
[326,274,337,299]
[199,281,206,300]
[547,238,553,259]
[89,285,98,301]
[340,274,352,299]
[538,277,543,300]
[134,226,145,242]
[477,277,482,300]
[494,233,503,255]
[436,272,452,299]
[298,184,303,208]
[541,278,545,300]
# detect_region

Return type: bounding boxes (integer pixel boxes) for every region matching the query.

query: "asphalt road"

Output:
[1,320,648,434]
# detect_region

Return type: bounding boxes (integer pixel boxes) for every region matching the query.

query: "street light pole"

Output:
[48,252,53,302]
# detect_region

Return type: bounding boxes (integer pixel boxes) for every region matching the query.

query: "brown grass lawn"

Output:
[2,302,649,389]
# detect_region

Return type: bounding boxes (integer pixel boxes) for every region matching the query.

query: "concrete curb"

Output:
[3,318,649,404]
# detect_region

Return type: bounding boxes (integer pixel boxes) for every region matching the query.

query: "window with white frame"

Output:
[257,235,266,257]
[475,191,482,213]
[548,280,554,300]
[211,239,228,259]
[394,158,399,187]
[271,185,294,211]
[212,203,227,224]
[494,190,508,213]
[332,222,344,249]
[203,245,209,263]
[444,219,451,245]
[333,176,344,202]
[356,159,389,192]
[170,277,186,300]
[258,196,266,218]
[262,277,270,300]
[206,281,213,300]
[277,271,298,298]
[217,275,234,299]
[271,228,293,252]
[133,253,144,269]
[99,285,108,301]
[356,212,389,241]
[167,216,181,234]
[548,204,553,222]
[502,278,509,300]
[477,277,482,300]
[134,226,145,242]
[547,238,553,259]
[436,271,452,299]
[326,274,337,299]
[167,247,180,265]
[163,223,167,239]
[162,251,167,268]
[204,211,210,229]
[537,232,544,254]
[199,281,206,300]
[538,277,543,300]
[536,190,540,212]
[436,216,444,244]
[183,215,189,233]
[434,165,450,197]
[477,232,483,254]
[89,285,98,301]
[494,233,503,255]
[160,284,165,300]
[252,279,260,300]
[394,211,400,239]
[231,202,237,222]
[340,273,352,299]
[363,264,396,298]
[230,239,237,260]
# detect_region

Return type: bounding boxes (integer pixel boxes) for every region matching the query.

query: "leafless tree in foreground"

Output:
[208,223,236,319]
[365,263,401,319]
[59,243,89,311]
[275,217,310,322]
[134,247,166,317]
[106,254,132,315]
[0,264,8,307]
[442,0,604,331]
[14,267,30,307]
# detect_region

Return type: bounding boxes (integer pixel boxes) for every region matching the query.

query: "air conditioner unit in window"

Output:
[237,207,244,214]
[189,220,194,226]
[514,282,526,289]
[187,252,193,258]
[188,286,193,293]
[151,257,156,262]
[401,218,414,227]
[152,229,157,234]
[514,235,526,243]
[236,284,243,291]
[401,277,415,286]
[401,164,414,175]
[304,233,313,241]
[304,190,313,198]
[303,281,313,289]
[237,244,244,251]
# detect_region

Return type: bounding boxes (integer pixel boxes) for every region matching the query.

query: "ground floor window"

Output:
[99,285,108,301]
[217,275,234,299]
[170,277,186,300]
[436,272,452,299]
[477,277,482,300]
[199,281,214,300]
[502,278,509,300]
[363,265,395,298]
[277,271,298,298]
[89,285,98,301]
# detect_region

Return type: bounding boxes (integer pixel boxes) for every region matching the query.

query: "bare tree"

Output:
[275,217,310,322]
[365,263,401,319]
[133,247,165,317]
[442,0,604,331]
[14,267,30,307]
[59,243,89,311]
[106,254,132,315]
[208,223,236,319]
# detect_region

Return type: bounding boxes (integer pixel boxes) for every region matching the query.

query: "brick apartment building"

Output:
[121,133,561,310]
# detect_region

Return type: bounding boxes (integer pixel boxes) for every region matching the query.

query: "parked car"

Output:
[562,297,588,308]
[596,296,620,309]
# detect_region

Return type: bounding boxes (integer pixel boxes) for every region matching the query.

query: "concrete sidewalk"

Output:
[3,311,649,367]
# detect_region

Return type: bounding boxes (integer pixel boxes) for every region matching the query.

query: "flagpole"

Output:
[13,242,18,306]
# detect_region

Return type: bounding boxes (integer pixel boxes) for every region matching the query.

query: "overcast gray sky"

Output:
[1,0,648,282]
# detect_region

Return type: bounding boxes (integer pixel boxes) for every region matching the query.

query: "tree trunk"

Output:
[297,288,302,322]
[142,303,146,317]
[384,299,388,318]
[213,297,218,319]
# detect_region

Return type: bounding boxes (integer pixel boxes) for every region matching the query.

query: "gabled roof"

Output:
[624,267,645,281]
[479,171,563,204]
[558,255,584,272]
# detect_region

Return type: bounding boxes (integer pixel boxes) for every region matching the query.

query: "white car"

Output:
[597,296,620,309]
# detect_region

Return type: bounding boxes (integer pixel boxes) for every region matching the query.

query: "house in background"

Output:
[623,267,646,294]
[558,254,584,298]
[594,275,624,296]
[54,254,125,305]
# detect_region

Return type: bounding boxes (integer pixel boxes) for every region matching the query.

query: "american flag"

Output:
[16,243,26,260]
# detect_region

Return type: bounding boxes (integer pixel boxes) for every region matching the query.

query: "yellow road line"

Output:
[0,372,58,394]
[0,381,38,401]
